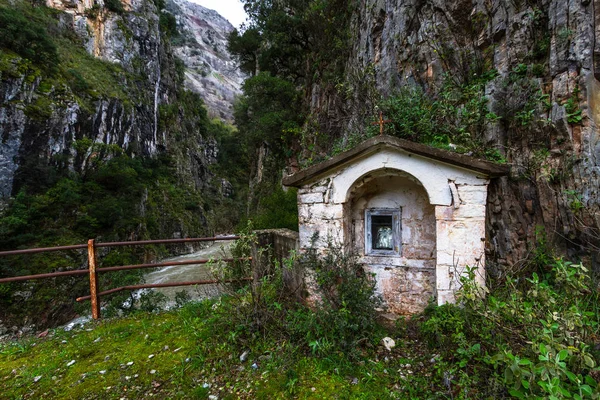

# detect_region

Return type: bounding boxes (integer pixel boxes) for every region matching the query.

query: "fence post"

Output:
[87,239,101,320]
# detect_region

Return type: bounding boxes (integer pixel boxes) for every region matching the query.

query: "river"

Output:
[64,239,233,331]
[142,239,233,305]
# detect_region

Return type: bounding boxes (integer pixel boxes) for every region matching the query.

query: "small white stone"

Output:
[173,347,181,352]
[150,370,157,374]
[33,375,42,383]
[381,337,396,351]
[126,361,134,366]
[61,340,67,344]
[66,360,76,367]
[125,376,131,381]
[99,370,106,375]
[239,350,249,363]
[208,395,218,400]
[148,354,154,359]
[93,337,101,343]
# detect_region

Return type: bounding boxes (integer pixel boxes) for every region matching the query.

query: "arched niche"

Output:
[344,169,436,315]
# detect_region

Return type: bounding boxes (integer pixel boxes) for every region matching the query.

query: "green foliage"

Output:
[565,190,584,213]
[0,153,208,325]
[0,6,58,69]
[104,0,124,13]
[234,72,304,155]
[138,290,168,313]
[229,0,357,202]
[419,259,600,399]
[159,12,178,38]
[250,187,298,231]
[565,86,583,125]
[230,0,354,82]
[289,240,383,358]
[379,74,504,161]
[210,228,382,360]
[227,27,262,76]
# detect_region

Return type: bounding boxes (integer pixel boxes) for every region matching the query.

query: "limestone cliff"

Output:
[0,0,216,212]
[166,0,244,121]
[308,0,600,275]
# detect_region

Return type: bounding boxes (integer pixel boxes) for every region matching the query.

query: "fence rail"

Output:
[0,235,248,320]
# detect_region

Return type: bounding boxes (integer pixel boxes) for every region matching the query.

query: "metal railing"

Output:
[0,236,249,320]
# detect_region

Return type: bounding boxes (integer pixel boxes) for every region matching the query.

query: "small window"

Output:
[365,209,401,256]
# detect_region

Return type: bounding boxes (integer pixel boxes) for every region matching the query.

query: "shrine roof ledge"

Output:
[282,135,511,187]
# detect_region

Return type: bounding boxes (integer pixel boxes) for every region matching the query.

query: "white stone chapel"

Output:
[283,135,509,315]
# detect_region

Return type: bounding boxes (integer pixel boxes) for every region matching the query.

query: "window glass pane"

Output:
[372,215,393,250]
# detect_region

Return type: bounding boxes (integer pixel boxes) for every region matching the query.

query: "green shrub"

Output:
[250,186,298,231]
[288,237,383,358]
[0,7,58,68]
[419,260,600,398]
[159,12,178,37]
[105,0,124,13]
[208,228,382,359]
[379,75,502,160]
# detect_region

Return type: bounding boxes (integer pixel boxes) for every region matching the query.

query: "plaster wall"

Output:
[295,149,491,314]
[349,174,436,315]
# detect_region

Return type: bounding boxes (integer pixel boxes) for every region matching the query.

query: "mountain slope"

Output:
[166,0,245,121]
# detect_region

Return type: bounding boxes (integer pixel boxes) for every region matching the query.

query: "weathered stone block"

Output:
[299,192,324,204]
[456,185,488,205]
[437,290,456,305]
[436,205,486,220]
[309,203,343,220]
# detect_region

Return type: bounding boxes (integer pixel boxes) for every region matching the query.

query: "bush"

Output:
[250,187,298,231]
[288,241,383,358]
[0,7,58,68]
[105,0,124,13]
[419,260,600,398]
[208,228,382,359]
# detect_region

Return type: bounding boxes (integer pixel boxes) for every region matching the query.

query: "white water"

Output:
[62,240,232,331]
[152,35,161,153]
[141,239,233,306]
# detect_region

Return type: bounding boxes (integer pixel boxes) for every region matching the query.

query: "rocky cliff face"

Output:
[0,0,217,202]
[166,0,244,121]
[329,0,600,274]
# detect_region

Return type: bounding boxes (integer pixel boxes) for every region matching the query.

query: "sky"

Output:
[190,0,248,28]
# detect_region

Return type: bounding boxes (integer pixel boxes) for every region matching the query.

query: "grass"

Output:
[0,299,446,399]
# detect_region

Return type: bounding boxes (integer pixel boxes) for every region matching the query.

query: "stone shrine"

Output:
[283,135,509,315]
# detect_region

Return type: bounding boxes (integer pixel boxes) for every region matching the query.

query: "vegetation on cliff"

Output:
[0,0,247,327]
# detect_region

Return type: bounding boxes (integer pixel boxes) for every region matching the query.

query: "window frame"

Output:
[365,208,402,256]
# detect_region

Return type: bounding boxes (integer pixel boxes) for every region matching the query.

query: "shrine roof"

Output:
[283,135,510,187]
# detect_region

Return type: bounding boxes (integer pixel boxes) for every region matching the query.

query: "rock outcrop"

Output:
[166,0,245,121]
[309,0,600,274]
[0,0,218,201]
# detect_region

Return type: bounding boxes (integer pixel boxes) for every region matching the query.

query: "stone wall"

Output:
[254,229,302,300]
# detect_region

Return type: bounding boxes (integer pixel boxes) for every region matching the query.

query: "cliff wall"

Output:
[329,0,600,274]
